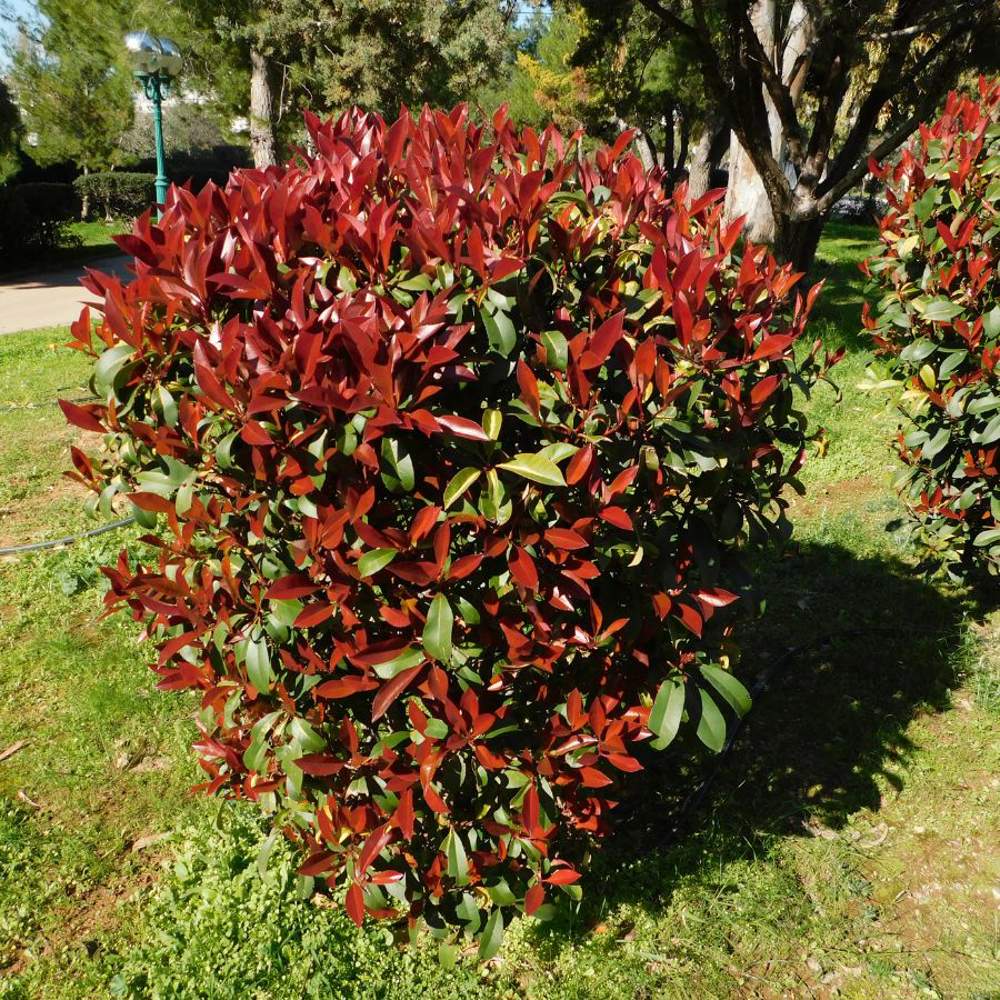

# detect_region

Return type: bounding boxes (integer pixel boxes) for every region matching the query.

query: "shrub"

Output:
[0,181,78,266]
[74,171,155,220]
[63,105,832,948]
[863,79,1000,579]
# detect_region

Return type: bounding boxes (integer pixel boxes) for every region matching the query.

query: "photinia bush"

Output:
[863,78,1000,579]
[62,104,833,952]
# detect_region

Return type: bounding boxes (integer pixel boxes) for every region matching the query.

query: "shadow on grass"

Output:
[808,222,881,354]
[527,539,974,945]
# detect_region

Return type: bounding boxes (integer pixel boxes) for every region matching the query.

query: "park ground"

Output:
[0,223,997,999]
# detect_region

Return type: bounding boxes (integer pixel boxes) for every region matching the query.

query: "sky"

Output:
[0,0,39,67]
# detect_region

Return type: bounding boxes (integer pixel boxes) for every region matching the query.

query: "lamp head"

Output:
[124,31,182,79]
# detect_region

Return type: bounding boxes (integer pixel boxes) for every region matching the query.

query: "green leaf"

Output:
[497,452,566,487]
[695,688,726,752]
[699,663,752,718]
[482,409,503,440]
[443,467,481,508]
[921,426,950,461]
[372,646,425,679]
[899,339,936,363]
[919,298,964,322]
[983,305,1000,339]
[912,187,939,222]
[541,330,568,370]
[424,717,448,740]
[979,413,1000,445]
[358,548,397,577]
[648,676,685,749]
[380,438,415,492]
[482,307,516,356]
[246,636,273,692]
[422,593,454,664]
[446,829,469,885]
[537,442,579,464]
[156,385,178,427]
[94,342,133,394]
[478,907,505,962]
[973,527,1000,547]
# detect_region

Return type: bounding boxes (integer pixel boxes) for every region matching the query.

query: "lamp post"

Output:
[124,31,182,218]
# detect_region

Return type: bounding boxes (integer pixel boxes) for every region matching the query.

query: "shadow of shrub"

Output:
[521,538,975,949]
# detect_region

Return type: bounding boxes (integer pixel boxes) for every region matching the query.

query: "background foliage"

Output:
[863,78,1000,579]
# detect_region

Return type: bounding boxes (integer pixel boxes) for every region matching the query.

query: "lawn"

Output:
[1,223,997,999]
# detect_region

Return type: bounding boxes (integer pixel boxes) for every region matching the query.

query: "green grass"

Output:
[1,225,997,999]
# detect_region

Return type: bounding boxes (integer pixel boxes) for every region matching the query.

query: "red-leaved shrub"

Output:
[863,78,1000,578]
[62,105,832,951]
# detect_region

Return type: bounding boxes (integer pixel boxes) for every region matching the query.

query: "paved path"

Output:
[0,254,131,335]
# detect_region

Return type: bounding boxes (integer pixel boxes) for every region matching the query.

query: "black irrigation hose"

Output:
[0,516,135,556]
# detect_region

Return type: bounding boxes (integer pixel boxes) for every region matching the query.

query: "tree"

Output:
[572,2,718,182]
[577,0,1000,269]
[158,0,518,168]
[0,79,21,183]
[9,0,134,176]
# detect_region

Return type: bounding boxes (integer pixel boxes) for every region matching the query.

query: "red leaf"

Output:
[544,527,588,550]
[294,603,335,628]
[672,601,703,637]
[346,882,365,927]
[265,574,318,599]
[694,587,739,608]
[358,824,391,874]
[437,414,489,441]
[509,546,540,589]
[193,339,236,409]
[543,867,581,885]
[313,674,380,699]
[566,443,594,485]
[579,766,612,788]
[517,358,541,417]
[299,851,336,877]
[524,882,546,915]
[599,506,633,530]
[371,662,425,720]
[295,754,344,776]
[58,399,105,433]
[750,374,782,406]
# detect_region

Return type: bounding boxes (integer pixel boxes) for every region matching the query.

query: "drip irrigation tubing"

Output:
[0,516,135,556]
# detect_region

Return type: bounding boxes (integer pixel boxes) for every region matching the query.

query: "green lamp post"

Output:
[124,31,182,218]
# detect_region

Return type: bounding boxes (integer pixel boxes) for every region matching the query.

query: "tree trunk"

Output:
[688,116,727,199]
[249,47,278,169]
[774,212,826,274]
[724,0,816,244]
[674,112,689,179]
[79,164,89,220]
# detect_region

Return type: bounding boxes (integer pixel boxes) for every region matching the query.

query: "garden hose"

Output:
[0,515,134,557]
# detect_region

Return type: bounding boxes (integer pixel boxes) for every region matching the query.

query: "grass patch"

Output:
[1,225,997,999]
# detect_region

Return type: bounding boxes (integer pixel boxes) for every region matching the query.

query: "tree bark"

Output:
[249,47,278,169]
[687,116,727,199]
[724,0,815,244]
[79,163,89,220]
[774,214,826,276]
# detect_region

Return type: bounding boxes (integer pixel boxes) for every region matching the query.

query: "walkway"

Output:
[0,254,131,335]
